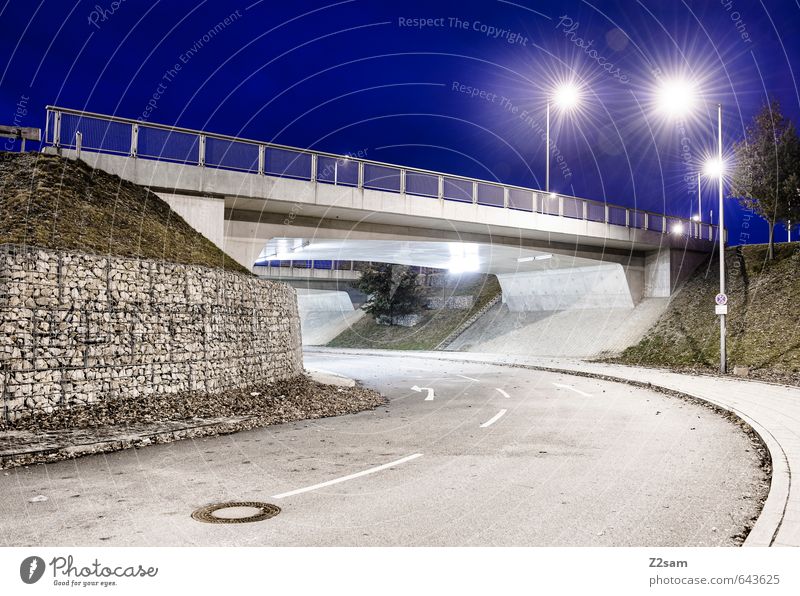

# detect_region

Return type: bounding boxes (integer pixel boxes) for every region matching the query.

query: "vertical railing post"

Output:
[582,200,588,220]
[258,145,265,175]
[130,123,138,157]
[503,187,509,208]
[198,134,206,166]
[625,209,630,227]
[334,161,338,185]
[53,111,62,148]
[604,204,610,224]
[472,181,477,204]
[662,215,667,234]
[644,212,649,230]
[310,154,317,182]
[400,169,406,194]
[438,176,444,200]
[75,131,82,160]
[532,192,538,213]
[558,195,564,217]
[357,162,364,188]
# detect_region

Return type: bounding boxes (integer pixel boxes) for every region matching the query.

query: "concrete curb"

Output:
[305,367,357,387]
[0,417,256,470]
[307,347,791,547]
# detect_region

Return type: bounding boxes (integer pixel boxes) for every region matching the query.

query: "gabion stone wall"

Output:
[0,245,302,421]
[426,296,475,310]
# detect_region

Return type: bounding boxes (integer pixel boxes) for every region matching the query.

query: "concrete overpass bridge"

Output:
[43,106,719,314]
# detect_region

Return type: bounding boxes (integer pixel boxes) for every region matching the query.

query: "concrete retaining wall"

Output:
[0,245,303,421]
[295,289,361,346]
[497,263,635,312]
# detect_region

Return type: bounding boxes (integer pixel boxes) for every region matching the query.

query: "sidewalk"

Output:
[308,347,799,547]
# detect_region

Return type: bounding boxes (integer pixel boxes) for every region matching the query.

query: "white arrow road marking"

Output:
[552,382,593,397]
[411,385,435,400]
[480,409,508,428]
[456,374,480,382]
[495,388,510,398]
[271,453,423,499]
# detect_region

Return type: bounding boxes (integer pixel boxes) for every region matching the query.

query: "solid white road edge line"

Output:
[552,382,593,397]
[271,453,424,499]
[495,388,510,398]
[480,409,508,428]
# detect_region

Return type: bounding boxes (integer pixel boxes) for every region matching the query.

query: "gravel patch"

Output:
[0,375,386,468]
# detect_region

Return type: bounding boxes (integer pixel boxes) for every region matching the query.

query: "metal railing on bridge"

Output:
[44,106,719,242]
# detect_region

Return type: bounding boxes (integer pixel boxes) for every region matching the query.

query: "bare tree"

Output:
[729,100,800,259]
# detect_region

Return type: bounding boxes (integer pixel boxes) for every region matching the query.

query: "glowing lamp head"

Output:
[671,222,685,235]
[656,78,696,117]
[703,157,725,179]
[553,84,580,110]
[692,214,701,222]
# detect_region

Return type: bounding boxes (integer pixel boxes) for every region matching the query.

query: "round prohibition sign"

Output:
[715,293,728,306]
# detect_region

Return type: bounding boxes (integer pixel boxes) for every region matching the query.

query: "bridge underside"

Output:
[57,149,713,313]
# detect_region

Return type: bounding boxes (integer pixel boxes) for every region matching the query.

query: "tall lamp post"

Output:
[656,80,728,374]
[704,103,727,374]
[546,84,580,193]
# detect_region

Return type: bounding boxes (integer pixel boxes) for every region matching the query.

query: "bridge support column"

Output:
[156,192,225,249]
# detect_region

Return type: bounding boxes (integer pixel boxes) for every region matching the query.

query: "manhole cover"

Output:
[191,501,281,524]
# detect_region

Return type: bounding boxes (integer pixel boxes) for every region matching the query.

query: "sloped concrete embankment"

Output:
[296,288,364,346]
[448,298,670,358]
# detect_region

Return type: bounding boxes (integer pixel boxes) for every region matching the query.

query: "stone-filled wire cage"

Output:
[0,244,303,422]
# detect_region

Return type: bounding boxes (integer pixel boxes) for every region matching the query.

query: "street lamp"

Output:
[704,105,727,374]
[655,78,696,117]
[546,83,580,193]
[656,79,727,373]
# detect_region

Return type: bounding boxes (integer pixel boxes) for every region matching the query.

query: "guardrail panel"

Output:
[138,127,200,163]
[649,215,665,232]
[508,188,533,211]
[264,147,312,180]
[586,202,605,222]
[630,211,646,229]
[562,197,582,219]
[405,171,439,198]
[60,113,131,154]
[607,205,626,225]
[443,177,473,203]
[476,183,504,207]
[205,137,259,172]
[363,164,401,192]
[540,194,560,215]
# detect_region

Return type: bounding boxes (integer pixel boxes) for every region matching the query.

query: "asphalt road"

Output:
[0,351,765,546]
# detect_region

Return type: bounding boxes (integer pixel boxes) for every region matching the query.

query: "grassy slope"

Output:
[0,151,248,274]
[616,243,800,382]
[327,274,502,350]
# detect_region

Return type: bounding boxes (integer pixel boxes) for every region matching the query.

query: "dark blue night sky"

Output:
[2,0,799,244]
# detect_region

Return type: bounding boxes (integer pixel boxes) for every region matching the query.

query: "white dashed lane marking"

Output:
[480,409,508,428]
[552,382,593,397]
[271,454,424,499]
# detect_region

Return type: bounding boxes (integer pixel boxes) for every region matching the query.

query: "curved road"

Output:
[0,352,765,547]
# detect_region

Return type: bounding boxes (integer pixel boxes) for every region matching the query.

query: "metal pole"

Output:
[717,103,726,374]
[545,102,550,193]
[697,175,702,237]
